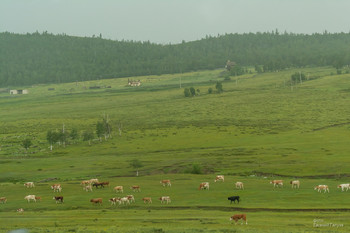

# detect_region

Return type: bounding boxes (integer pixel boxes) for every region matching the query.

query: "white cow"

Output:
[314,185,329,193]
[199,182,210,190]
[214,175,224,182]
[119,197,130,205]
[235,182,244,190]
[337,184,350,192]
[24,195,36,202]
[89,179,99,184]
[159,196,171,204]
[126,195,135,203]
[51,184,62,192]
[290,180,300,189]
[83,185,93,192]
[24,182,35,188]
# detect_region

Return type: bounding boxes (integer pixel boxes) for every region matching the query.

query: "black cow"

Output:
[53,196,64,204]
[93,182,104,188]
[228,196,240,204]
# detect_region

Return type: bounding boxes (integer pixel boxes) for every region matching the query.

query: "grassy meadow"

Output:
[0,67,350,232]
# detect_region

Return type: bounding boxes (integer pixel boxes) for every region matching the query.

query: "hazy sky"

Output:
[1,0,350,44]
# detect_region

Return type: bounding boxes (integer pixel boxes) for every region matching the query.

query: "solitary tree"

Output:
[47,130,59,151]
[96,121,105,142]
[216,81,223,93]
[83,130,94,145]
[70,128,79,143]
[189,87,196,96]
[22,138,32,151]
[184,88,191,97]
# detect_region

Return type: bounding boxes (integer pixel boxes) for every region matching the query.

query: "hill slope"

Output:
[1,31,350,86]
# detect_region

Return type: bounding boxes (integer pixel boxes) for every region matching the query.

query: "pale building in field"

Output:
[10,89,28,94]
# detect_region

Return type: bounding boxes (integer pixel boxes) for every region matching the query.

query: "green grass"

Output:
[1,66,350,232]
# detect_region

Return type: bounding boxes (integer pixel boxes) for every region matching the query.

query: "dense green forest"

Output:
[1,31,350,87]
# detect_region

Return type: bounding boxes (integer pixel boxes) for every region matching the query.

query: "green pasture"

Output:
[1,66,350,232]
[0,174,350,232]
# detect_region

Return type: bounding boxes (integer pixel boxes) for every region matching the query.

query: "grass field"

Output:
[0,67,350,232]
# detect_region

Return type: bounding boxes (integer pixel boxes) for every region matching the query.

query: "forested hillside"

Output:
[1,31,350,87]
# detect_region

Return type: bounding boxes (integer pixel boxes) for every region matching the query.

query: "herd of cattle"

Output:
[1,175,350,224]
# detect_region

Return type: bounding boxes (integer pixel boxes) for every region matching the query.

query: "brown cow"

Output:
[160,180,171,187]
[90,198,103,205]
[109,197,120,205]
[230,214,247,225]
[130,185,141,192]
[0,197,7,204]
[270,180,283,188]
[199,182,209,190]
[113,186,123,193]
[126,195,135,203]
[101,181,109,187]
[35,196,42,202]
[142,197,152,204]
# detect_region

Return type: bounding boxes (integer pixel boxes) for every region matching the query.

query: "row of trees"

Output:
[45,115,114,151]
[2,31,350,87]
[184,82,223,97]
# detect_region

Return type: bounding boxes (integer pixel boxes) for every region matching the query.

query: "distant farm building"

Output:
[128,79,141,87]
[10,89,28,95]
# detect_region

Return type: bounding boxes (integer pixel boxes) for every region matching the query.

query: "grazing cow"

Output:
[92,182,105,188]
[83,185,93,192]
[89,179,99,184]
[228,196,240,204]
[109,197,120,205]
[119,197,130,205]
[53,196,64,204]
[199,182,210,190]
[0,197,7,204]
[51,184,62,192]
[17,208,24,213]
[142,197,152,204]
[337,184,350,192]
[90,198,103,205]
[126,195,135,203]
[81,180,91,186]
[24,182,35,188]
[270,180,283,188]
[230,214,247,225]
[160,180,171,187]
[159,196,171,204]
[314,185,329,193]
[113,186,123,193]
[290,180,300,189]
[101,181,109,187]
[235,182,244,190]
[24,195,36,202]
[214,175,224,182]
[130,185,141,192]
[35,196,42,202]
